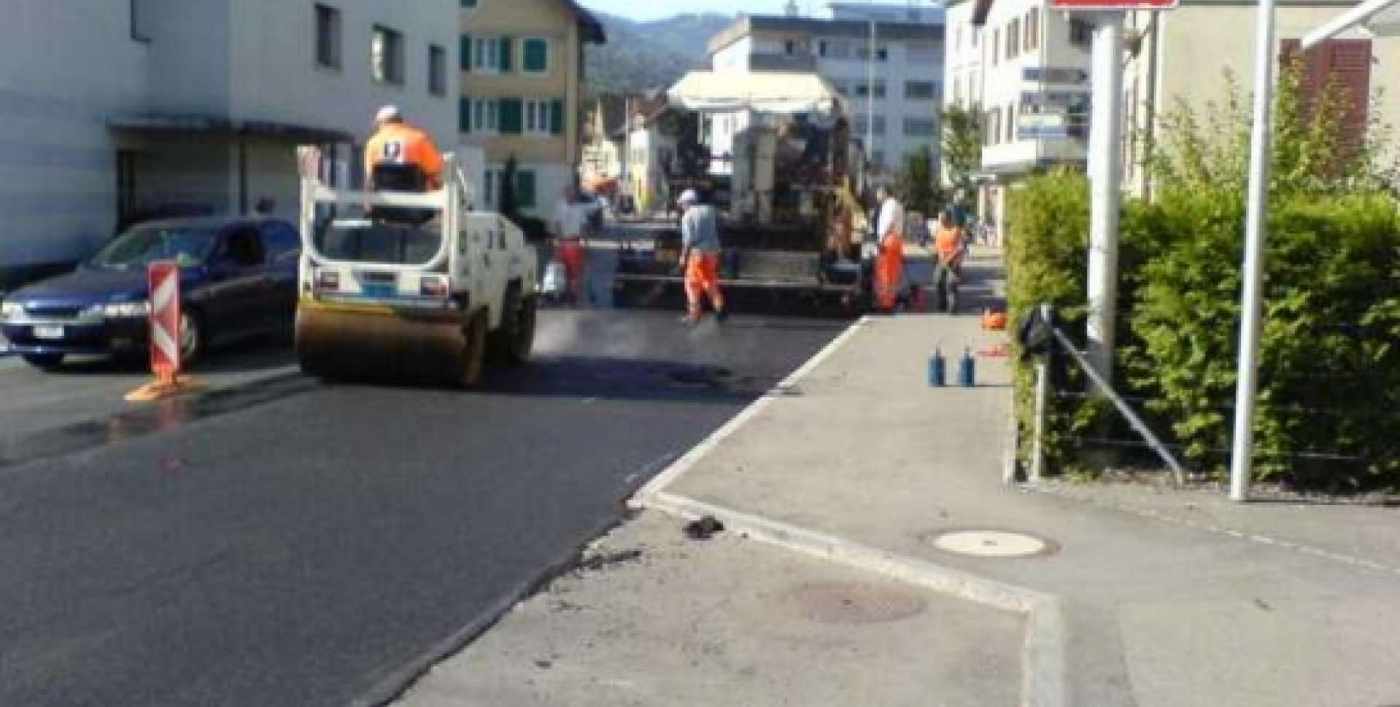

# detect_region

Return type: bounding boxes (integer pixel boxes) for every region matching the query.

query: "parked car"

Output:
[0,216,300,369]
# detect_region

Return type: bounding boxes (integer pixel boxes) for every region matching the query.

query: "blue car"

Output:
[0,217,301,369]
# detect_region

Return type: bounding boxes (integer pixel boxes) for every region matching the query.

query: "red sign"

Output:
[148,261,181,381]
[1050,0,1177,9]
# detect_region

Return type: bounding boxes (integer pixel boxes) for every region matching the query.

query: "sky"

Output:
[579,0,798,22]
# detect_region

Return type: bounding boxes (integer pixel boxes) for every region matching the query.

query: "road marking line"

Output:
[630,316,870,504]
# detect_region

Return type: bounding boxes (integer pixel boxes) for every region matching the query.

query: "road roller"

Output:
[295,152,538,386]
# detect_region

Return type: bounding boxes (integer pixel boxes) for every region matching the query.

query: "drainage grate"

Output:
[785,582,927,624]
[926,530,1056,558]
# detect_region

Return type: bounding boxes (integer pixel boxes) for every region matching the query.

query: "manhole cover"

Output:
[784,582,926,624]
[928,530,1054,558]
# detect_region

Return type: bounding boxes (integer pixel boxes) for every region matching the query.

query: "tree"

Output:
[896,146,940,217]
[941,105,983,193]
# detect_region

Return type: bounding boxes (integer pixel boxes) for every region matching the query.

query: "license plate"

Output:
[361,284,396,298]
[32,325,64,340]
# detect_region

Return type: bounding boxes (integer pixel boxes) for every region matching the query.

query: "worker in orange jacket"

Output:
[364,105,445,190]
[873,184,905,312]
[932,209,966,313]
[677,189,726,324]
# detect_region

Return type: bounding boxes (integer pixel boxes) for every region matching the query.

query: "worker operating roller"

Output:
[364,105,444,191]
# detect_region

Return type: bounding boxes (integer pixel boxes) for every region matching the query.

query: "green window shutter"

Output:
[524,39,548,72]
[550,99,564,136]
[459,97,471,133]
[517,170,536,208]
[499,98,523,134]
[499,36,513,72]
[461,35,471,71]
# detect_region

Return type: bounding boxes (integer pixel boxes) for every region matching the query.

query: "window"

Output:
[1007,104,1016,143]
[472,36,512,74]
[465,98,500,133]
[785,40,796,55]
[903,118,936,137]
[1070,19,1093,47]
[523,38,549,74]
[371,26,404,84]
[905,81,937,100]
[876,46,889,62]
[1012,19,1023,58]
[525,99,553,135]
[1026,9,1040,51]
[991,29,999,66]
[315,5,341,68]
[462,0,477,7]
[516,170,536,208]
[854,81,886,99]
[952,74,962,103]
[818,40,828,57]
[130,0,151,42]
[429,45,447,96]
[483,168,496,205]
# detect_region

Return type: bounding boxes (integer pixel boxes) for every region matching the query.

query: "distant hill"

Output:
[586,12,734,96]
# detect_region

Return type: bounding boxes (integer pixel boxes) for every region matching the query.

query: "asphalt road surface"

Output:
[0,294,847,706]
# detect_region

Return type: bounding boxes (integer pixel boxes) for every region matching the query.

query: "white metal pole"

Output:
[1086,13,1125,388]
[1229,0,1278,502]
[868,20,877,171]
[1032,360,1049,482]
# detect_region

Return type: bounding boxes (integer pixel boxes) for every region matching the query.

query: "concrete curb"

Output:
[640,491,1067,707]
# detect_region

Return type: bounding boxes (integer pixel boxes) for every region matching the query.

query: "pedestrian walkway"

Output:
[396,247,1400,707]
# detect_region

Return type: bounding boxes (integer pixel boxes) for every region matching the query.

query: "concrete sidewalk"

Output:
[396,248,1400,707]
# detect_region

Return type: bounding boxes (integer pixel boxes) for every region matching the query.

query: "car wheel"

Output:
[21,353,64,370]
[488,286,536,366]
[179,308,205,368]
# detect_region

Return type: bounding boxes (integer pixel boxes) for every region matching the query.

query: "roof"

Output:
[708,14,944,55]
[563,0,606,44]
[667,71,848,116]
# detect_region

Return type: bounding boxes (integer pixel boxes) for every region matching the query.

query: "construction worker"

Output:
[677,189,726,324]
[551,184,597,305]
[873,184,905,312]
[932,209,966,313]
[364,105,444,190]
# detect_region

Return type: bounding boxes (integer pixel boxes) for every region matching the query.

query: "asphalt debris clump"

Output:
[684,515,725,540]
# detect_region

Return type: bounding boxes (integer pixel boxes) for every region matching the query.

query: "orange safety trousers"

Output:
[685,251,725,317]
[557,239,587,300]
[874,232,905,311]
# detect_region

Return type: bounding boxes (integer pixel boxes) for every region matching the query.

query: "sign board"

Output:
[1021,91,1091,112]
[1049,0,1177,9]
[148,261,181,381]
[1023,67,1089,85]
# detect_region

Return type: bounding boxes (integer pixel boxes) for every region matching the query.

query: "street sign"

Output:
[148,261,181,382]
[1022,67,1089,85]
[1021,90,1091,111]
[1050,0,1177,9]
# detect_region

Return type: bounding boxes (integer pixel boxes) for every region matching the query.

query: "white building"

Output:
[0,0,458,290]
[708,13,945,176]
[944,0,1091,226]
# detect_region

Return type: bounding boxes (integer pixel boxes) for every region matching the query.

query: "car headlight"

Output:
[0,301,23,321]
[101,301,151,318]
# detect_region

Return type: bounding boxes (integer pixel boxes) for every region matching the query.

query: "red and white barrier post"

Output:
[125,261,198,401]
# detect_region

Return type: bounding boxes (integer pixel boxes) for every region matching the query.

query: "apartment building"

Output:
[1122,2,1400,197]
[460,0,605,218]
[0,0,458,290]
[708,13,945,175]
[944,0,1092,225]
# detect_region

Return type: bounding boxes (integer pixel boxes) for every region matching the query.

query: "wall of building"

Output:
[0,2,151,276]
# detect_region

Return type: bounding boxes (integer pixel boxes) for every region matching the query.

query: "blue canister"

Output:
[958,348,976,387]
[928,349,946,387]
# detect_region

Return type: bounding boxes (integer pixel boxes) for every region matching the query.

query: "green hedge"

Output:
[1007,174,1400,489]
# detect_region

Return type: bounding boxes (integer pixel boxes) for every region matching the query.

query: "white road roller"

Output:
[295,149,538,386]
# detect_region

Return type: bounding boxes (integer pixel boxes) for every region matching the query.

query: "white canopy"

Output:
[667,71,848,116]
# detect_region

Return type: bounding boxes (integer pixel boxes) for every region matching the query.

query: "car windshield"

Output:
[315,219,442,265]
[88,225,220,269]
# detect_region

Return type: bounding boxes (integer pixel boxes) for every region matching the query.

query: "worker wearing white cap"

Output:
[364,105,444,190]
[677,189,726,324]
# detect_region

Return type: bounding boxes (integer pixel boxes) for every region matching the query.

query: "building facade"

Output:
[944,0,1092,226]
[708,13,945,176]
[0,0,458,290]
[459,0,604,218]
[1123,1,1400,198]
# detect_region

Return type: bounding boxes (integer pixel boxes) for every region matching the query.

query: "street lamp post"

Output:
[1086,13,1126,388]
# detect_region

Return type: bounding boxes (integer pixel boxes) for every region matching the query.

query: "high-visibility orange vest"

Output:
[364,122,444,186]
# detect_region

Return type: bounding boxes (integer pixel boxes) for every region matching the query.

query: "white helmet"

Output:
[678,189,700,206]
[375,104,403,124]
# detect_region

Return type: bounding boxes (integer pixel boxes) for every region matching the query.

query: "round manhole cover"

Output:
[785,582,926,624]
[929,530,1054,558]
